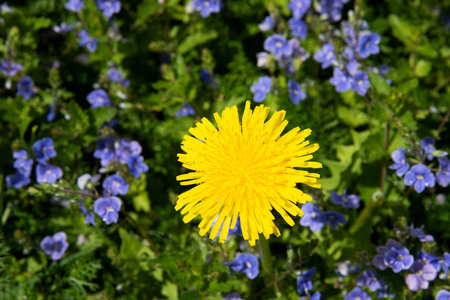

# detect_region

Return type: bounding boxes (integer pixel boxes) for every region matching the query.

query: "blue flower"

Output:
[372,239,414,273]
[318,0,348,22]
[330,68,352,93]
[442,253,450,274]
[288,18,307,40]
[405,260,437,291]
[94,137,116,167]
[93,196,121,225]
[127,155,149,178]
[223,293,244,300]
[263,34,293,60]
[5,171,31,188]
[324,211,346,229]
[358,32,381,59]
[12,150,33,174]
[300,292,321,300]
[47,102,56,122]
[79,202,96,226]
[103,174,129,196]
[210,215,241,242]
[299,202,326,232]
[78,30,98,52]
[410,225,434,242]
[288,80,307,105]
[33,137,57,163]
[0,59,23,77]
[330,190,360,209]
[107,67,124,82]
[389,148,410,177]
[199,69,219,88]
[77,173,101,192]
[258,15,274,32]
[335,260,361,277]
[16,76,35,100]
[437,157,450,187]
[116,139,142,164]
[175,104,196,119]
[351,71,371,96]
[297,267,315,295]
[225,254,259,280]
[404,164,436,193]
[52,22,74,33]
[344,287,371,300]
[96,0,121,19]
[420,136,436,161]
[376,283,395,299]
[288,0,311,19]
[356,269,383,292]
[436,290,450,300]
[250,76,272,102]
[192,0,221,18]
[417,250,441,272]
[313,43,336,69]
[36,164,63,184]
[87,89,111,108]
[40,232,69,260]
[65,0,84,12]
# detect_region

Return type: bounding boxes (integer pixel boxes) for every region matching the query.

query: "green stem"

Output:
[258,234,274,285]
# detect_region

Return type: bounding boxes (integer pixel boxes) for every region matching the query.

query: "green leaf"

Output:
[69,101,89,134]
[414,60,432,78]
[388,14,418,46]
[88,106,116,129]
[136,0,163,26]
[368,72,390,96]
[396,79,418,95]
[162,281,179,300]
[177,30,218,54]
[337,106,369,127]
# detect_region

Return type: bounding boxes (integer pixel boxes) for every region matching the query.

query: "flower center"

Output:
[417,175,424,180]
[106,206,114,212]
[397,254,403,260]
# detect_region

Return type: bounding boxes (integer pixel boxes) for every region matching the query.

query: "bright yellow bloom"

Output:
[176,101,322,246]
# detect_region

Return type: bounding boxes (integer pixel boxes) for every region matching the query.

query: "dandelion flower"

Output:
[176,101,322,246]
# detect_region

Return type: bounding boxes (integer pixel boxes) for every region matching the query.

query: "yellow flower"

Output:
[176,101,322,246]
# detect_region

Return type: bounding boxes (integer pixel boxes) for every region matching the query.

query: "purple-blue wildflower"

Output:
[79,202,96,226]
[376,283,395,299]
[288,80,307,105]
[358,32,381,59]
[297,267,315,295]
[225,254,259,280]
[16,76,35,100]
[404,164,436,193]
[318,0,348,22]
[0,59,23,77]
[437,157,450,187]
[107,67,123,82]
[351,71,371,96]
[52,22,74,33]
[356,269,383,292]
[33,137,57,163]
[40,232,69,260]
[288,18,307,40]
[417,250,441,272]
[313,43,336,69]
[442,253,450,274]
[288,0,311,20]
[421,137,436,161]
[250,76,272,102]
[324,211,346,229]
[12,150,33,174]
[344,287,371,300]
[335,260,361,277]
[175,104,196,119]
[5,171,31,188]
[127,155,149,178]
[116,139,142,164]
[78,30,98,52]
[259,15,274,32]
[47,102,56,122]
[65,0,84,12]
[405,260,437,291]
[330,190,360,209]
[96,0,121,19]
[436,290,450,300]
[410,225,434,242]
[93,196,121,224]
[264,34,293,60]
[330,68,352,92]
[87,89,111,108]
[192,0,221,18]
[102,173,129,196]
[94,137,116,167]
[389,148,410,177]
[372,239,414,273]
[199,69,218,88]
[223,293,244,300]
[299,202,326,232]
[36,164,63,184]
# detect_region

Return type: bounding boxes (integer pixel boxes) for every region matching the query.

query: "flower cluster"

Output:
[65,0,121,19]
[389,137,449,193]
[191,0,222,18]
[300,202,346,232]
